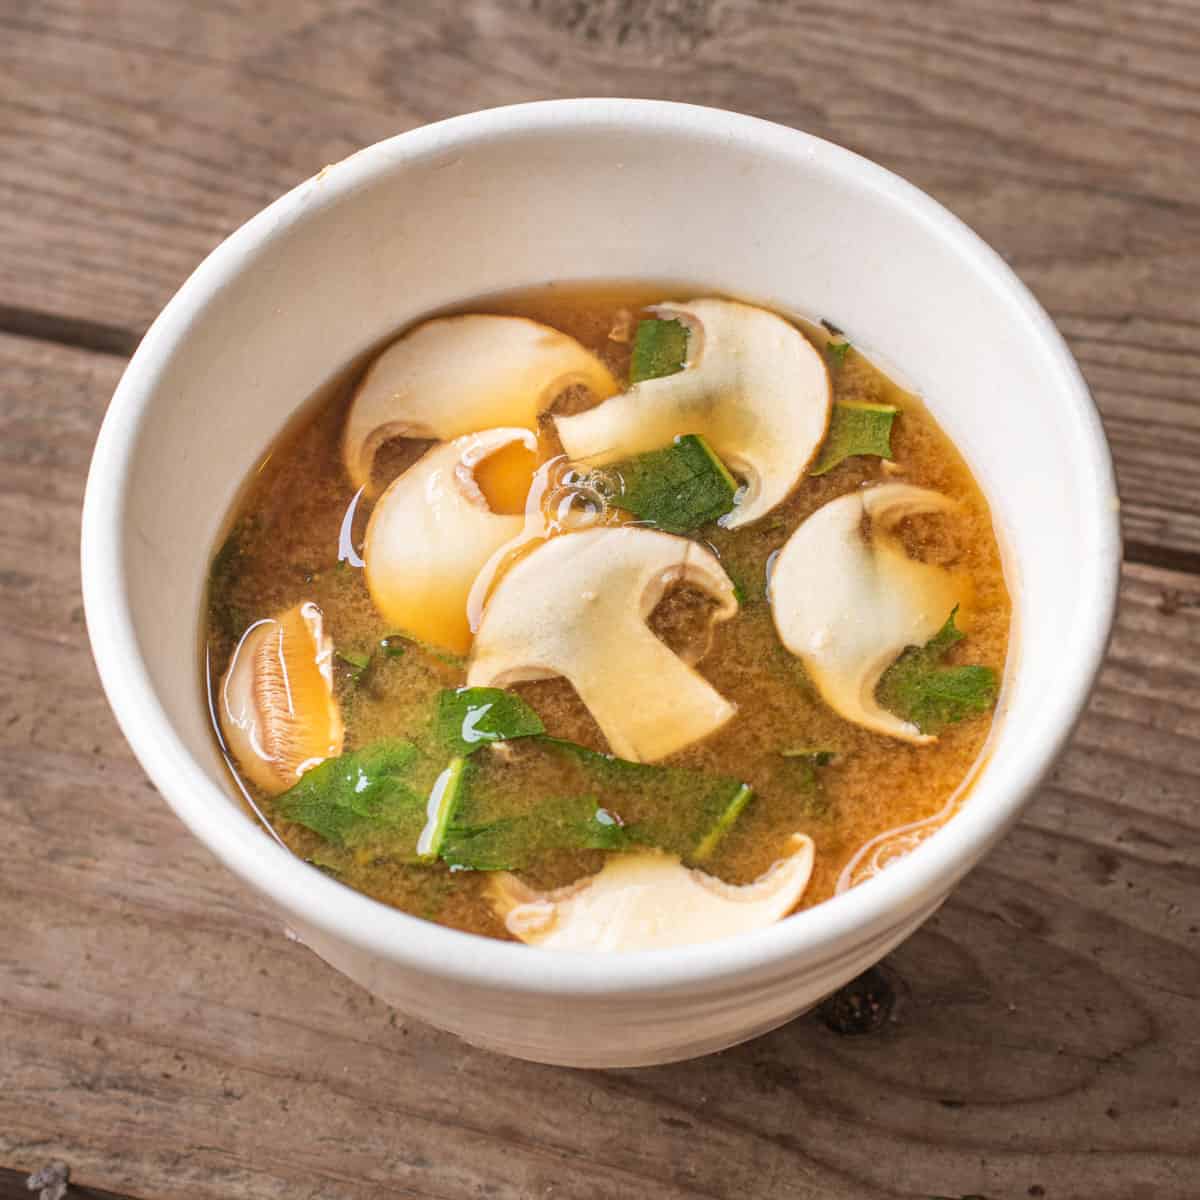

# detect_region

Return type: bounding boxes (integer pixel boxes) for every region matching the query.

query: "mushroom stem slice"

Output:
[364,428,537,655]
[488,834,815,951]
[554,298,831,528]
[468,526,738,763]
[769,483,960,743]
[343,314,619,491]
[219,602,344,795]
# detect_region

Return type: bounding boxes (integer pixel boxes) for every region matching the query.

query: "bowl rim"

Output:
[81,98,1121,997]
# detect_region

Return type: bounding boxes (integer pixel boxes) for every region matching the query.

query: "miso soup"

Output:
[205,284,1011,951]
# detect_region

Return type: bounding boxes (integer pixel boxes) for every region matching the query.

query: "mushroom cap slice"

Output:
[219,601,344,795]
[488,834,815,952]
[343,314,619,490]
[468,526,738,762]
[554,298,831,528]
[364,428,537,655]
[770,483,961,743]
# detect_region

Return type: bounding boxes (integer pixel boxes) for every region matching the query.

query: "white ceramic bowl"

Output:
[82,99,1120,1067]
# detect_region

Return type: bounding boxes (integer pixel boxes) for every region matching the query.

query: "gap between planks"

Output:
[0,305,140,360]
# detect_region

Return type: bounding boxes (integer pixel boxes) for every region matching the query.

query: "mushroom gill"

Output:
[219,601,344,795]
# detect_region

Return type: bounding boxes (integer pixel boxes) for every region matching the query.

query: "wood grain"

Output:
[2,332,1198,1199]
[3,3,1200,1196]
[0,0,1198,560]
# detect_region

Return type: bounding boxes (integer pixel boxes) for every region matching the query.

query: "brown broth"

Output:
[205,282,1012,941]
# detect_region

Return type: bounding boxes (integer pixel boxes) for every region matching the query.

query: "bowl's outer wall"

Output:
[293,893,946,1066]
[84,101,1119,1066]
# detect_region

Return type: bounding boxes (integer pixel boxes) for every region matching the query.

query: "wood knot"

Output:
[818,965,897,1036]
[525,0,713,55]
[26,1162,70,1200]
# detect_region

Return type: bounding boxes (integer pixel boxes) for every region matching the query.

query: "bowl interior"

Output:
[87,101,1117,983]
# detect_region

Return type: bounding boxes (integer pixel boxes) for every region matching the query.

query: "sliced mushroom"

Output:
[343,315,618,490]
[554,298,831,528]
[488,834,815,951]
[464,454,625,635]
[219,601,344,795]
[468,526,738,762]
[364,428,537,655]
[769,483,961,743]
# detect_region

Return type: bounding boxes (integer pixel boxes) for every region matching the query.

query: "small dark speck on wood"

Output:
[26,1162,69,1200]
[1159,588,1200,615]
[526,0,713,54]
[818,965,896,1035]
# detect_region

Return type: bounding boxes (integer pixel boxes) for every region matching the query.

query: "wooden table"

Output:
[2,3,1197,1197]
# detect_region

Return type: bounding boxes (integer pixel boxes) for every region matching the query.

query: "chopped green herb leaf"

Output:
[811,401,897,476]
[379,635,407,659]
[305,846,346,877]
[276,740,426,854]
[208,526,252,643]
[629,318,689,383]
[611,434,738,534]
[775,747,837,814]
[538,737,752,862]
[692,783,754,863]
[877,607,999,734]
[825,339,852,368]
[780,748,837,766]
[704,528,769,605]
[336,649,371,680]
[416,756,471,861]
[441,795,631,870]
[435,687,545,756]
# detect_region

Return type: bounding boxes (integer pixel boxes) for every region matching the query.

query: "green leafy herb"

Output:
[336,649,372,680]
[276,740,426,854]
[416,756,470,861]
[775,748,837,814]
[780,748,836,766]
[692,783,754,863]
[279,697,756,871]
[441,795,631,870]
[877,607,999,734]
[825,339,853,368]
[611,434,738,533]
[629,318,689,383]
[704,529,768,606]
[207,526,251,643]
[379,635,407,659]
[435,687,545,756]
[420,643,467,670]
[811,401,897,476]
[538,737,753,862]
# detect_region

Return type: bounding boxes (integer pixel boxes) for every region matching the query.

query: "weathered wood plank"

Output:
[1,0,1198,558]
[1,330,1197,1198]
